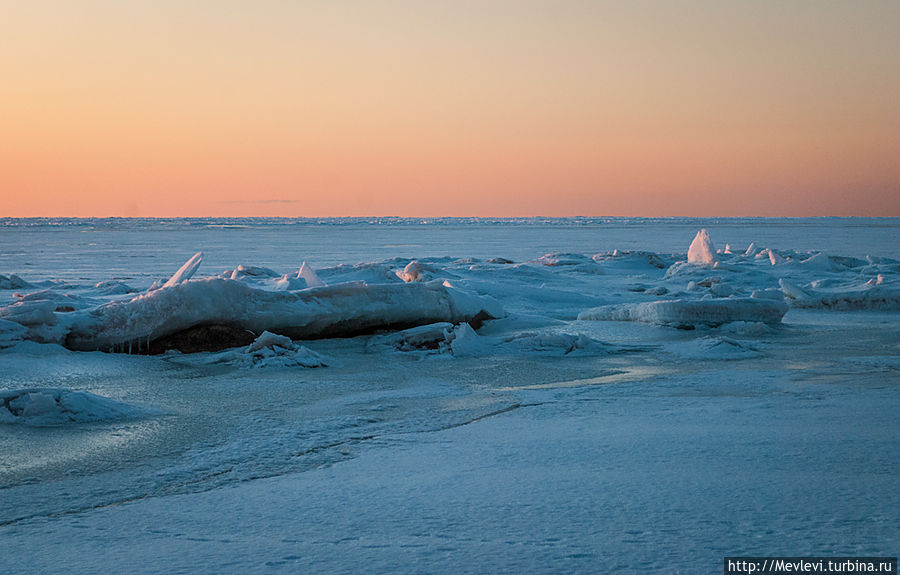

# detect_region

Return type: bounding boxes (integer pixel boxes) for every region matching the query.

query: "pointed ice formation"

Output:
[687,229,717,265]
[163,252,203,288]
[298,261,325,288]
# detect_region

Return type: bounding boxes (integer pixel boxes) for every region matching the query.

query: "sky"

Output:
[1,0,898,217]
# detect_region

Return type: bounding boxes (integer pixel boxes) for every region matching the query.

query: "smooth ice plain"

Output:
[1,218,898,574]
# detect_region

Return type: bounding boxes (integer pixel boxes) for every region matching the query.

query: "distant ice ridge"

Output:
[780,277,900,310]
[578,299,788,328]
[0,274,32,290]
[372,322,643,358]
[0,388,159,426]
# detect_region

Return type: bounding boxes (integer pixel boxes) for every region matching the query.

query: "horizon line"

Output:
[3,215,899,220]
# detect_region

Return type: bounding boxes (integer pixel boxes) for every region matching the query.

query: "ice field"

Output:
[0,218,898,573]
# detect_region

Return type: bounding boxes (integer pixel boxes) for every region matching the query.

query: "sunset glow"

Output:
[2,0,898,217]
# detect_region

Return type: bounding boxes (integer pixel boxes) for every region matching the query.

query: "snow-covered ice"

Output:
[0,388,158,426]
[181,330,330,369]
[578,298,788,328]
[0,218,898,573]
[62,278,502,352]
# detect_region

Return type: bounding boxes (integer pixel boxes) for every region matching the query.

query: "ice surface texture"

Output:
[0,388,157,426]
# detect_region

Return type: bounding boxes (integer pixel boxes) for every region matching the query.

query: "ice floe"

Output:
[64,278,502,352]
[0,388,159,426]
[182,331,329,369]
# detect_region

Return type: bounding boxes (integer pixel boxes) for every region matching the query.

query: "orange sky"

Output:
[2,0,898,217]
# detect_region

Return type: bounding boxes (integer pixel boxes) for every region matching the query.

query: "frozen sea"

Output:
[0,217,898,574]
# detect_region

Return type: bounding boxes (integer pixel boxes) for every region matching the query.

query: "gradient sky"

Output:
[2,0,898,217]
